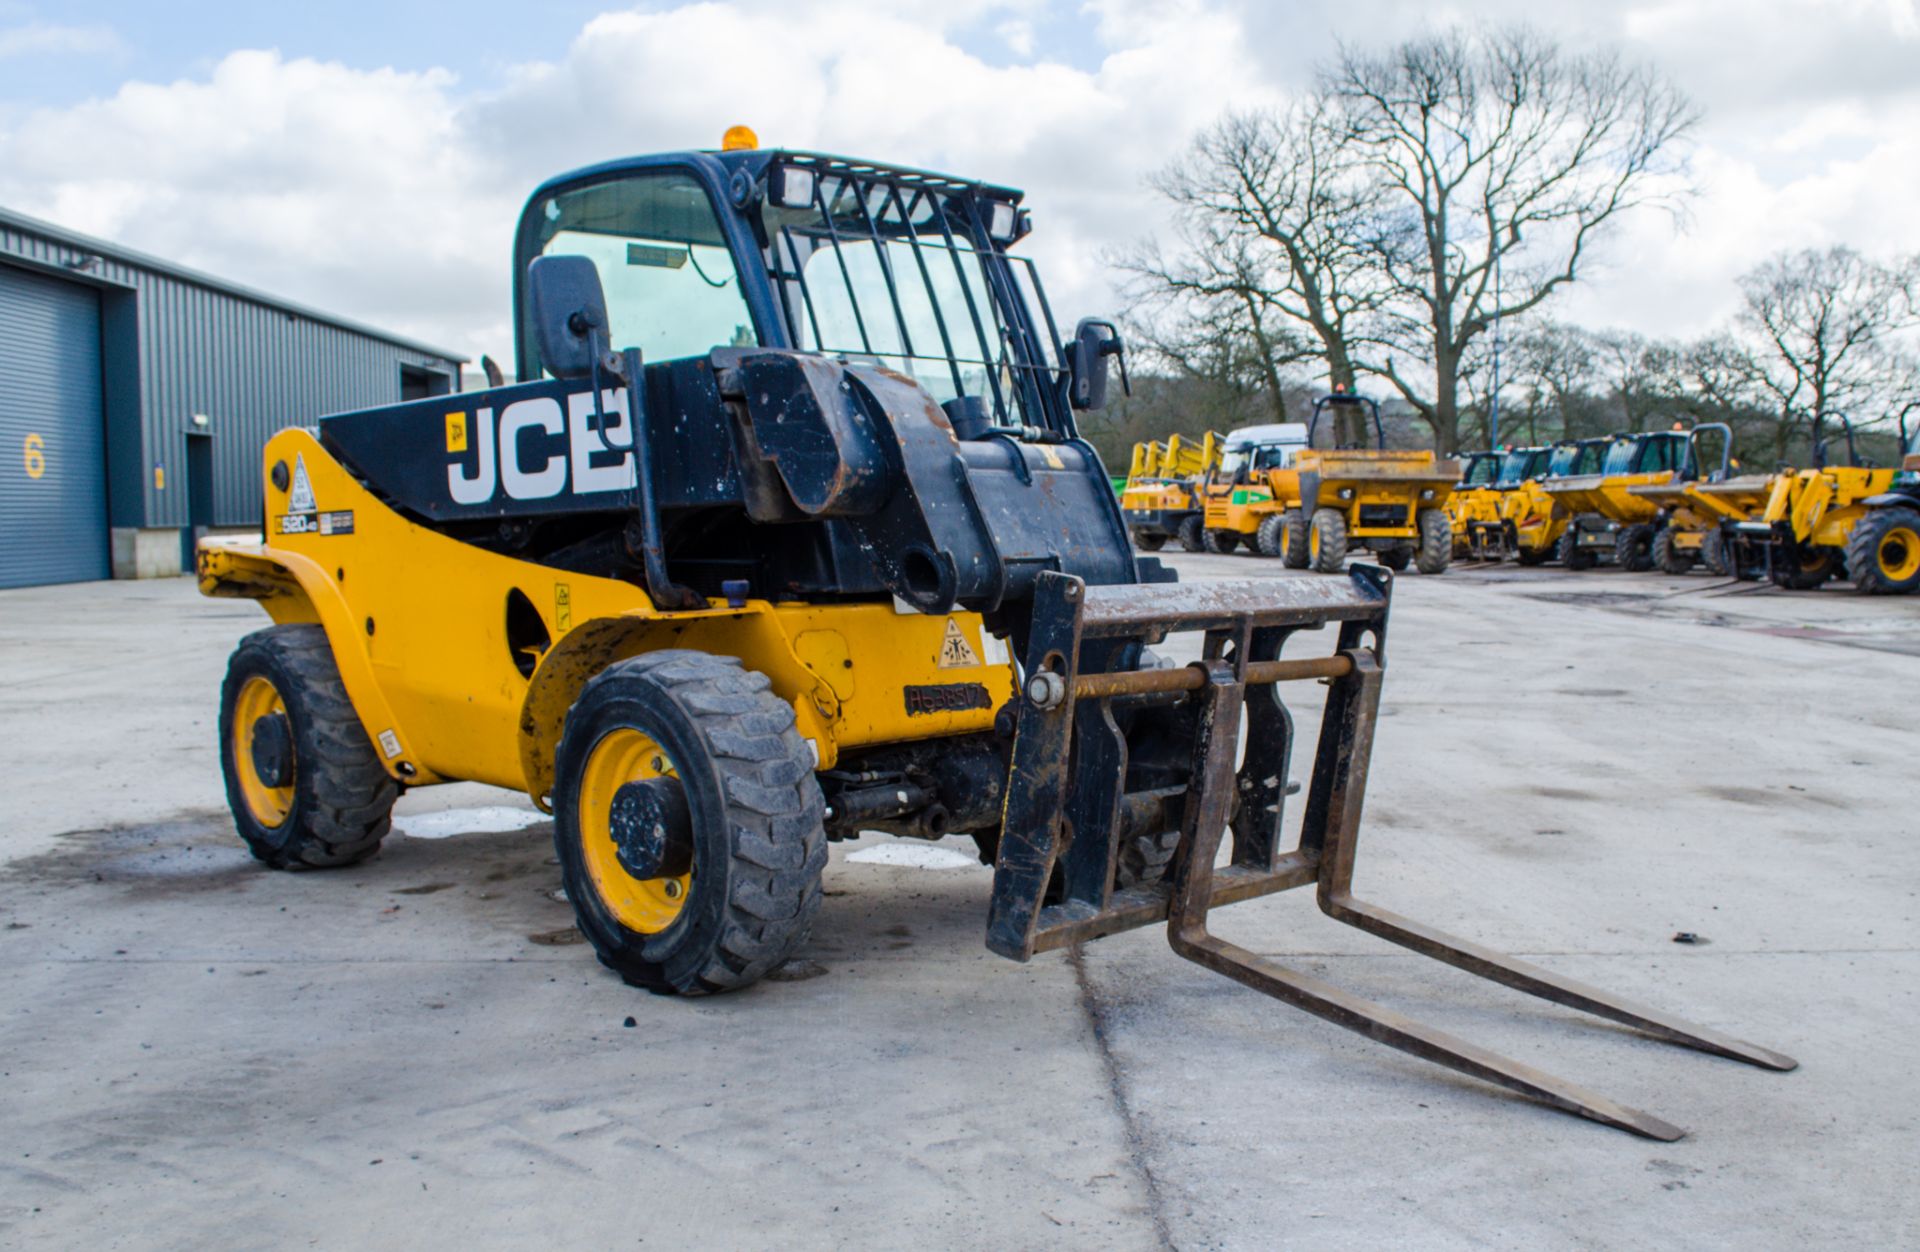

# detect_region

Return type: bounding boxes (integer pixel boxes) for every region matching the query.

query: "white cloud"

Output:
[0,19,122,59]
[0,0,1915,364]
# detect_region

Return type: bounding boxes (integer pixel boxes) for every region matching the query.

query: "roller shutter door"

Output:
[0,264,107,588]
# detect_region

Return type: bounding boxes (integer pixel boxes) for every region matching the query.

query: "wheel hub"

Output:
[249,713,294,788]
[609,776,693,880]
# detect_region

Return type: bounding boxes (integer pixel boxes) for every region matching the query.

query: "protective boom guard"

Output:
[985,566,1795,1138]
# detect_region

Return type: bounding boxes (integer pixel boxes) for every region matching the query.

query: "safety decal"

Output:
[276,510,354,536]
[287,454,318,513]
[445,411,468,453]
[554,583,573,632]
[937,617,981,668]
[377,729,403,760]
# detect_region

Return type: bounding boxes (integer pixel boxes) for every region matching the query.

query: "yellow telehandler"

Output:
[1502,437,1609,565]
[1445,450,1503,559]
[1724,417,1905,589]
[196,141,1792,1137]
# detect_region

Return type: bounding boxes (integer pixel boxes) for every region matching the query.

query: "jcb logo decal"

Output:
[446,389,637,505]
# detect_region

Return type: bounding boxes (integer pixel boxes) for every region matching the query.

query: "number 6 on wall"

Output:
[23,433,46,479]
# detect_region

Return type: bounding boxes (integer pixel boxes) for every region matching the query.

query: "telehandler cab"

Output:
[1541,425,1732,571]
[199,140,1791,1137]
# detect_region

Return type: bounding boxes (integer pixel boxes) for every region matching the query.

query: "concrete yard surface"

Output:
[1,561,1916,1249]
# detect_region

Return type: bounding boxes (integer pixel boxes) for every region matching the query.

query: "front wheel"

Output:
[553,650,828,995]
[1770,544,1840,590]
[1377,546,1412,571]
[1653,528,1696,576]
[1176,515,1205,552]
[1560,527,1597,571]
[1132,530,1168,552]
[1414,508,1451,574]
[218,625,399,869]
[1700,528,1730,576]
[1615,524,1656,572]
[1254,513,1288,557]
[1282,511,1310,568]
[1845,507,1920,594]
[1203,529,1241,554]
[1307,508,1348,573]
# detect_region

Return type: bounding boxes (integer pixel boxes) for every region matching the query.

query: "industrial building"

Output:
[0,207,465,588]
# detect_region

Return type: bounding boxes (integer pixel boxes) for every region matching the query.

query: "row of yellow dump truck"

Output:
[1120,399,1920,595]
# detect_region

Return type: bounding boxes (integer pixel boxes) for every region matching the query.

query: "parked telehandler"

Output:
[198,139,1791,1137]
[1121,431,1220,552]
[1197,423,1308,552]
[1501,437,1608,565]
[1630,472,1775,576]
[1541,424,1732,570]
[1725,417,1904,589]
[1459,445,1552,561]
[1264,390,1459,574]
[1445,450,1503,559]
[1845,420,1920,594]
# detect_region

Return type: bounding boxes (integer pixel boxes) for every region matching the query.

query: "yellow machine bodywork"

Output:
[1447,485,1503,556]
[1200,477,1277,539]
[1269,450,1458,544]
[1756,465,1897,552]
[1502,479,1565,561]
[1121,431,1220,547]
[198,429,1015,807]
[1631,475,1775,561]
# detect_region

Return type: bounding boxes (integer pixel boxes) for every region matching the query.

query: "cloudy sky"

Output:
[2,0,1916,368]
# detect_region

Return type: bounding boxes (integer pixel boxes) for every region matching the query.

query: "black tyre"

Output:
[1254,513,1289,558]
[1203,528,1241,554]
[1116,828,1179,889]
[1515,544,1552,567]
[1132,530,1168,552]
[218,625,400,869]
[1414,508,1451,574]
[1845,507,1920,595]
[1559,527,1596,571]
[1652,528,1695,576]
[553,650,827,995]
[1377,546,1412,571]
[1176,514,1205,552]
[1700,528,1730,576]
[1307,508,1348,573]
[1615,524,1656,572]
[1770,544,1840,590]
[1282,511,1310,569]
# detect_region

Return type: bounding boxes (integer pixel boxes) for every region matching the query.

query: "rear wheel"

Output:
[1615,524,1656,572]
[1415,508,1451,574]
[1846,507,1920,594]
[1176,515,1205,552]
[1307,508,1348,573]
[1652,528,1695,575]
[553,650,828,995]
[1377,546,1411,571]
[1203,529,1241,554]
[1282,511,1310,568]
[1516,543,1552,567]
[1132,530,1167,552]
[1770,543,1840,590]
[1254,513,1288,558]
[218,625,399,869]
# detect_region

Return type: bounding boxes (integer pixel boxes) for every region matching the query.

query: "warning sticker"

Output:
[317,511,354,535]
[937,617,981,668]
[276,510,353,536]
[287,454,318,513]
[377,729,403,760]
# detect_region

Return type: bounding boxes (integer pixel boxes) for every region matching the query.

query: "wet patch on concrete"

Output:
[1,811,257,896]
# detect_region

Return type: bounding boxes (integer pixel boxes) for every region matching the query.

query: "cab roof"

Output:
[528,148,1025,207]
[1224,423,1309,450]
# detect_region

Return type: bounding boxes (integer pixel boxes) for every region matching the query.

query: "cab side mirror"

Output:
[1067,318,1128,411]
[528,254,613,381]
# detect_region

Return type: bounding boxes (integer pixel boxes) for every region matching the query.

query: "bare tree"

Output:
[1120,101,1391,397]
[1331,26,1698,452]
[1509,321,1599,443]
[1735,245,1920,462]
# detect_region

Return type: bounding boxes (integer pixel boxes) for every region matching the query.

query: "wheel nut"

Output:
[663,879,683,899]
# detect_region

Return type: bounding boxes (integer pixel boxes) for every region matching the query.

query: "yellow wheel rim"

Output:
[1878,528,1920,581]
[578,727,691,935]
[1309,524,1321,562]
[232,675,293,827]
